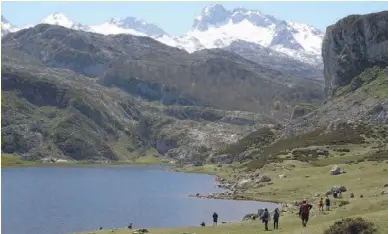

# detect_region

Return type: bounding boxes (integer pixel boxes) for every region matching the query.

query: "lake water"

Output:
[2,165,277,234]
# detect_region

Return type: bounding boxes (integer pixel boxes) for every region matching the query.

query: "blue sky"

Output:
[2,1,388,35]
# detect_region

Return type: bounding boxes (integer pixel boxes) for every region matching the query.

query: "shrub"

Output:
[323,217,377,234]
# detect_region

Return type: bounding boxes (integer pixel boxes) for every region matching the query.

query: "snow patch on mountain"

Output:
[1,16,19,36]
[90,20,147,36]
[90,17,167,37]
[40,13,91,31]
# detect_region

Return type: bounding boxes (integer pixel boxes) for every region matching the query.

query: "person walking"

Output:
[325,196,331,211]
[273,208,280,230]
[298,199,313,227]
[212,212,218,226]
[260,208,270,231]
[319,197,324,211]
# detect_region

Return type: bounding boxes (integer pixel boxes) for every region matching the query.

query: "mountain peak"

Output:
[202,4,227,16]
[193,4,229,31]
[41,13,73,27]
[2,15,19,36]
[192,4,279,31]
[2,15,9,23]
[103,16,167,36]
[40,13,90,31]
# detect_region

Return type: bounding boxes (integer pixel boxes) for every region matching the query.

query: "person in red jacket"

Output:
[298,199,313,227]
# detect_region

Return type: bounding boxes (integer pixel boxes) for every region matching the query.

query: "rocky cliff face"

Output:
[279,11,388,138]
[322,11,388,97]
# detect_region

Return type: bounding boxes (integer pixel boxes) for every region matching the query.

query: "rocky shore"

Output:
[172,166,301,218]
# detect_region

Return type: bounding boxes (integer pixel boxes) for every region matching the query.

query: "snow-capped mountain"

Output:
[155,4,324,65]
[91,17,167,37]
[1,16,19,36]
[1,4,324,65]
[40,13,91,31]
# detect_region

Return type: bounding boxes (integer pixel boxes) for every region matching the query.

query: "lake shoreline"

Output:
[1,154,174,168]
[170,166,285,205]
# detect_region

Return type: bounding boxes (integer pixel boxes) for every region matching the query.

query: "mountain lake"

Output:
[1,165,278,234]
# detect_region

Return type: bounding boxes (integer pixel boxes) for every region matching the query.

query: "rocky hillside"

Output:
[2,24,323,115]
[1,56,271,163]
[215,10,388,166]
[1,24,323,163]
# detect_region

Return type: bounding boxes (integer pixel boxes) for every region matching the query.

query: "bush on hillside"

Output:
[323,217,377,234]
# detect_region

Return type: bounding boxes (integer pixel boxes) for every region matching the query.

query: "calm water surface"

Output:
[2,165,277,234]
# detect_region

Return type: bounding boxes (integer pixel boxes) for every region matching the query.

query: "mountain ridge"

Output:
[1,4,324,66]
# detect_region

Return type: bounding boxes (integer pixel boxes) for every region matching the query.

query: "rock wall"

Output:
[322,11,388,96]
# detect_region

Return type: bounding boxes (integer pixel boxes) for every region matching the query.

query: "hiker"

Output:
[212,212,218,226]
[273,208,280,230]
[319,197,324,211]
[325,196,331,211]
[128,223,132,229]
[350,193,354,198]
[200,222,205,227]
[298,199,313,227]
[260,208,270,231]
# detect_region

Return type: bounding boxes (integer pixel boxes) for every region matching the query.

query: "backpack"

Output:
[301,203,309,214]
[262,211,269,220]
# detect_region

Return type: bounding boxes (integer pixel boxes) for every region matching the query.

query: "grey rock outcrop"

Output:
[258,175,272,182]
[322,11,388,96]
[330,165,342,175]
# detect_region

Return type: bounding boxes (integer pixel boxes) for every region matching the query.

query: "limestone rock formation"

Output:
[322,11,388,96]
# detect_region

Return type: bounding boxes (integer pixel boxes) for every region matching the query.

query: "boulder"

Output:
[242,213,259,221]
[258,175,272,182]
[330,165,342,175]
